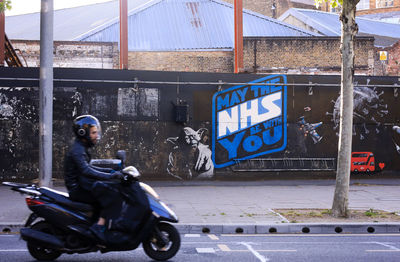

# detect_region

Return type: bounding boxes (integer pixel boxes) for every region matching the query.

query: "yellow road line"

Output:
[218,244,231,251]
[220,234,400,237]
[208,234,219,240]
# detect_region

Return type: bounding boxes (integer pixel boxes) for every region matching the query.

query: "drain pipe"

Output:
[119,0,128,69]
[0,1,4,67]
[234,0,243,73]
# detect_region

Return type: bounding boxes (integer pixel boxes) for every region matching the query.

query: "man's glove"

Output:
[111,171,124,180]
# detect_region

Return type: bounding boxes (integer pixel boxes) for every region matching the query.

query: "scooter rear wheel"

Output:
[143,222,180,261]
[27,221,62,261]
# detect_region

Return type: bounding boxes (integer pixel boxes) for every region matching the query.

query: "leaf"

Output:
[314,0,322,8]
[0,0,12,12]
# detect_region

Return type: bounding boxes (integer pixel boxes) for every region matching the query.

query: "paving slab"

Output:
[1,179,400,234]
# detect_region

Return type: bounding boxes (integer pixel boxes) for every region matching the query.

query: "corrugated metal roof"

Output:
[6,0,318,51]
[359,11,400,24]
[5,0,152,41]
[279,8,400,47]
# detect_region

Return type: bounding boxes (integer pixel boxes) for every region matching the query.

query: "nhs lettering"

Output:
[212,75,287,168]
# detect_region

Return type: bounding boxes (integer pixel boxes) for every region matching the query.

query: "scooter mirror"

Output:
[116,150,126,167]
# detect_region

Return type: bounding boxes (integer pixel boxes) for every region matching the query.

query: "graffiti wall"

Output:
[0,68,399,181]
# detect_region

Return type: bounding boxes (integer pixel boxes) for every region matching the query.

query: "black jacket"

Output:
[64,139,113,192]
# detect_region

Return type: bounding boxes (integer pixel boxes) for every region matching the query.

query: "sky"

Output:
[5,0,114,16]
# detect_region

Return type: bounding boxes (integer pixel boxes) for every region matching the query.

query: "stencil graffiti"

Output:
[327,83,388,140]
[297,107,323,144]
[0,93,16,119]
[71,91,82,118]
[297,116,323,144]
[166,127,214,180]
[212,75,287,168]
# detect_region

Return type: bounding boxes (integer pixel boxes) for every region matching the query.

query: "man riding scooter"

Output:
[64,115,125,242]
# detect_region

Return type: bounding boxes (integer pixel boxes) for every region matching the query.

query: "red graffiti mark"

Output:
[379,163,385,170]
[186,2,202,28]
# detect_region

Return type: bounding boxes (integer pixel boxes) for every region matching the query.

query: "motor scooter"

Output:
[2,165,180,261]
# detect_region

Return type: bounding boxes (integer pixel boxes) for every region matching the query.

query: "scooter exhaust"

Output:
[20,228,65,249]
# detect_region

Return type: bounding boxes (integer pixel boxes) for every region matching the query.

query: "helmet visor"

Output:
[90,117,101,143]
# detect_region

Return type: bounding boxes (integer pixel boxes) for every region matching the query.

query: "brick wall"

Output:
[357,6,400,15]
[127,51,234,73]
[223,0,275,17]
[243,37,375,74]
[11,37,390,75]
[375,40,400,76]
[323,0,400,14]
[11,40,119,69]
[223,0,318,18]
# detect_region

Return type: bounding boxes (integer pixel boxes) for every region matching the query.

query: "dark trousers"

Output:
[69,183,121,220]
[91,181,123,220]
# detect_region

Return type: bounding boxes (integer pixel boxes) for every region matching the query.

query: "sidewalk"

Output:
[1,179,400,234]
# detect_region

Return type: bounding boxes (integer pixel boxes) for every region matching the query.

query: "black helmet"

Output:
[73,115,101,146]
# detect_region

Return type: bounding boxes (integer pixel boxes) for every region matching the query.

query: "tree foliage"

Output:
[315,0,343,9]
[0,0,12,12]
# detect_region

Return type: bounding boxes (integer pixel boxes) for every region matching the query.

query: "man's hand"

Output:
[111,171,124,179]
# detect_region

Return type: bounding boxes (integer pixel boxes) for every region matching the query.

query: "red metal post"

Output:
[0,0,5,67]
[119,0,128,69]
[234,0,243,73]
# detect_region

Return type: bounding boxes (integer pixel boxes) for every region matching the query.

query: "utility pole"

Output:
[39,0,54,187]
[0,0,4,66]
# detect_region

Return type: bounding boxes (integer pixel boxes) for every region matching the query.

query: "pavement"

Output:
[1,179,400,235]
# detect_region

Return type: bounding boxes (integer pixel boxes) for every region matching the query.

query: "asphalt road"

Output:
[1,233,400,262]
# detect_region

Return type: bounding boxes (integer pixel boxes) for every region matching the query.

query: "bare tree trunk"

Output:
[332,0,359,218]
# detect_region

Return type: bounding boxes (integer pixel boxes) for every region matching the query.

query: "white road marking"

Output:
[196,247,215,253]
[218,244,296,253]
[366,250,400,252]
[366,242,400,252]
[374,242,400,251]
[184,234,201,238]
[0,249,27,252]
[241,242,269,262]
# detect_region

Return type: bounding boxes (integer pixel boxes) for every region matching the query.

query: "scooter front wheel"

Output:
[142,222,180,261]
[27,221,62,261]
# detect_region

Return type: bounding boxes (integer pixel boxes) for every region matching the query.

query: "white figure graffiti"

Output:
[393,126,400,154]
[166,127,214,180]
[327,84,388,140]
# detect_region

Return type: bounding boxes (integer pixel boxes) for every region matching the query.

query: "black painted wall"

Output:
[0,68,399,181]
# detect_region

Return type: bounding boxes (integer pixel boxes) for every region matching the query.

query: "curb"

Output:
[2,222,400,235]
[176,223,400,234]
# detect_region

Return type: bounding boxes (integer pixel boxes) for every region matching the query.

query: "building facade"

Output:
[320,0,400,15]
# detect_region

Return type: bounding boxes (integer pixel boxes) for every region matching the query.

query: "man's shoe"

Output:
[89,224,107,243]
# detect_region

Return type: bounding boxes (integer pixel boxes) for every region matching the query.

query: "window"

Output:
[352,153,368,157]
[357,0,370,10]
[376,0,394,8]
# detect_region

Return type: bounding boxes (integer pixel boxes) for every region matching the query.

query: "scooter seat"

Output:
[39,187,94,212]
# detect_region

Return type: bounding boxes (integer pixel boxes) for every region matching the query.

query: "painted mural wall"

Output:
[0,68,399,181]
